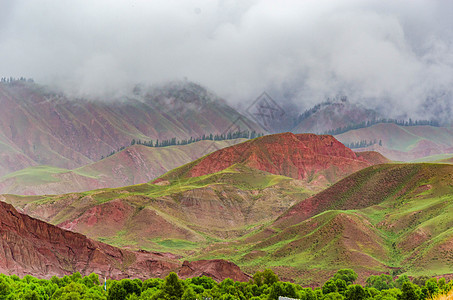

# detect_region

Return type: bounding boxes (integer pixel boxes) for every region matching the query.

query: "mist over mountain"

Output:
[0,80,260,176]
[1,0,453,123]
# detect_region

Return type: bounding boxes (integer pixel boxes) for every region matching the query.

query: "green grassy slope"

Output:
[190,164,453,284]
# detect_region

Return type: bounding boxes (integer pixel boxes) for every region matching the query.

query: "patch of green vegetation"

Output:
[411,153,453,163]
[98,230,138,248]
[1,165,71,184]
[66,164,295,206]
[152,238,198,250]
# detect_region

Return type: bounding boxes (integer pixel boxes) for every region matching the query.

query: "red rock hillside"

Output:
[0,201,248,281]
[184,132,371,182]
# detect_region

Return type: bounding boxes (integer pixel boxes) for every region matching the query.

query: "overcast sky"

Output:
[1,0,452,119]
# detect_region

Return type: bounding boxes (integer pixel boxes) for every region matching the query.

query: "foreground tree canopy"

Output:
[0,269,451,300]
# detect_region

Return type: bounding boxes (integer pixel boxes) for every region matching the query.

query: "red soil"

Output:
[187,132,371,181]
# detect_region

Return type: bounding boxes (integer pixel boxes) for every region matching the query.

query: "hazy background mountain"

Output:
[2,0,453,124]
[0,80,260,176]
[0,139,246,195]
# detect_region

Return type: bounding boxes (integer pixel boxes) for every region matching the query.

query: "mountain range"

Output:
[335,123,453,162]
[292,98,380,134]
[1,80,453,285]
[0,80,260,177]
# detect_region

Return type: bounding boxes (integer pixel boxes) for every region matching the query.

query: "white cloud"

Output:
[1,0,452,121]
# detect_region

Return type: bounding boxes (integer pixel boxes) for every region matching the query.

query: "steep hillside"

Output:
[0,199,176,279]
[158,132,371,186]
[292,100,379,134]
[335,123,453,161]
[198,163,453,284]
[0,81,259,176]
[2,133,377,253]
[0,200,251,281]
[0,139,246,195]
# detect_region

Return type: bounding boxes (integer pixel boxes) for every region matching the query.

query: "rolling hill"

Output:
[7,162,450,285]
[335,123,453,161]
[1,165,313,253]
[157,132,372,184]
[195,163,453,285]
[0,80,260,177]
[0,139,246,195]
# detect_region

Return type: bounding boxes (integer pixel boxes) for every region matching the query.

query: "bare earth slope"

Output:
[0,199,181,279]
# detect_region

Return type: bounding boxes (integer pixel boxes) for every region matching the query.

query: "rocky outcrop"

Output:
[0,201,248,281]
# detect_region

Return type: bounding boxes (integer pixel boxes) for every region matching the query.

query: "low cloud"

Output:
[1,0,452,121]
